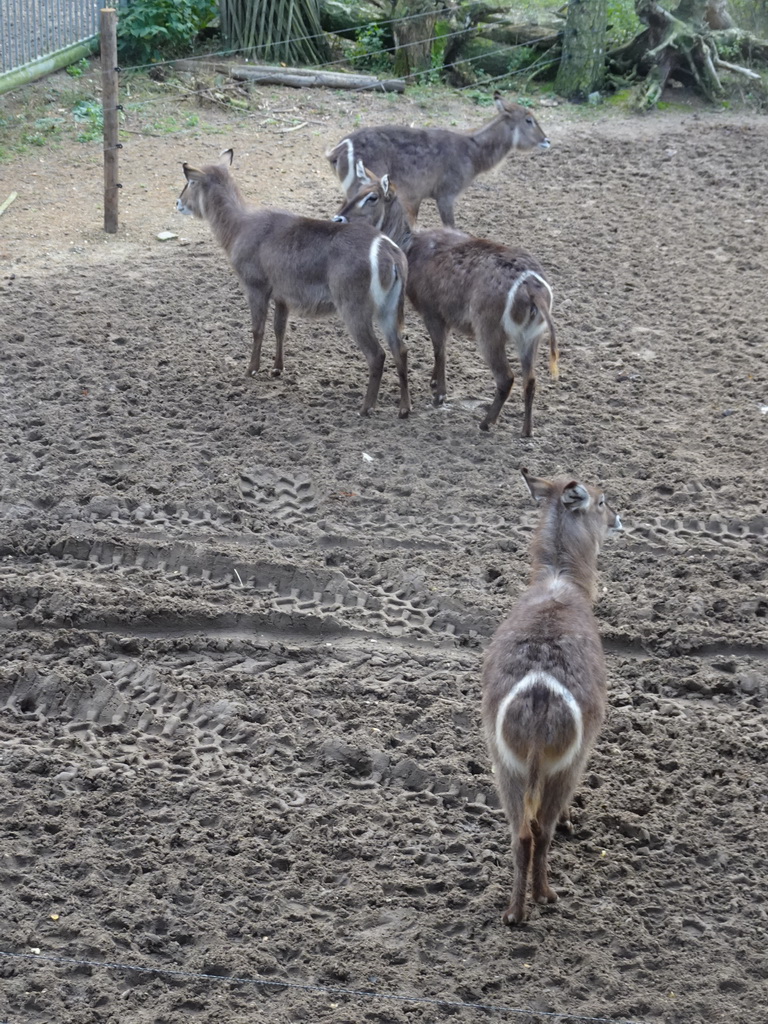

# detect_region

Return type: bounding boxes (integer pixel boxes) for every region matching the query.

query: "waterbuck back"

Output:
[327,92,550,228]
[481,467,621,926]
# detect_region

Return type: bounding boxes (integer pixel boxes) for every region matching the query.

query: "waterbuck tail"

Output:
[533,288,558,381]
[520,747,544,841]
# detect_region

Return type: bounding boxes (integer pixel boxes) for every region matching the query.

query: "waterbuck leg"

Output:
[531,788,564,906]
[530,820,558,907]
[246,290,271,378]
[531,839,558,906]
[503,832,532,927]
[380,319,411,418]
[272,300,288,378]
[351,326,386,417]
[385,340,411,418]
[479,341,514,432]
[422,313,449,405]
[435,193,456,228]
[519,347,537,438]
[403,197,420,225]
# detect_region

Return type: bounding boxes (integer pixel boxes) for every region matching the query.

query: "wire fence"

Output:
[117,7,561,84]
[1,7,561,152]
[0,949,654,1024]
[106,30,559,141]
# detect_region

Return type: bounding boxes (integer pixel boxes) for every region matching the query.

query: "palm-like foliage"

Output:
[220,0,330,64]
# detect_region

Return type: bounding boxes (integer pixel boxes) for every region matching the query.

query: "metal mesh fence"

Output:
[0,0,101,74]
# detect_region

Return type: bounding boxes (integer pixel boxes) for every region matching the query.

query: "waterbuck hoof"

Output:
[534,887,558,905]
[479,420,491,433]
[432,393,446,407]
[270,367,282,378]
[557,812,575,836]
[398,407,411,420]
[246,368,258,379]
[502,905,527,927]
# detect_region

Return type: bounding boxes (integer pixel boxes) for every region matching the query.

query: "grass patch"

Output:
[0,64,222,160]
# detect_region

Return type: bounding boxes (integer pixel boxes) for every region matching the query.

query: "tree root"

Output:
[608,1,766,110]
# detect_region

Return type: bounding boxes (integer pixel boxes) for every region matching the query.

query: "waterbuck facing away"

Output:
[482,468,621,926]
[176,151,411,418]
[334,166,557,435]
[326,92,550,228]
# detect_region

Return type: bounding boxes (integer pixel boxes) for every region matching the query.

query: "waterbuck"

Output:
[176,151,411,418]
[334,166,557,434]
[482,468,621,926]
[327,92,550,228]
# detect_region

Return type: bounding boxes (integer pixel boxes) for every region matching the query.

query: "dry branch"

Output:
[714,56,761,79]
[0,191,18,216]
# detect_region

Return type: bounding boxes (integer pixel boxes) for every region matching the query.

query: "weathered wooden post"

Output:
[100,7,120,233]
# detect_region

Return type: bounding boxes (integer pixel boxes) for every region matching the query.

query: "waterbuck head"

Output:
[493,92,550,152]
[333,162,394,229]
[176,148,235,218]
[521,466,621,598]
[522,466,621,538]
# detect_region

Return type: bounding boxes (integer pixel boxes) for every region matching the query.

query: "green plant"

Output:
[15,116,65,148]
[72,98,104,142]
[466,90,495,106]
[715,37,742,63]
[507,45,538,74]
[141,111,201,133]
[349,25,392,72]
[606,0,641,45]
[117,0,218,64]
[65,56,90,77]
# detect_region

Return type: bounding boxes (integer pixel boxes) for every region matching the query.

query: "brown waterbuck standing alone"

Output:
[334,165,557,435]
[326,92,550,228]
[482,468,621,926]
[176,151,411,418]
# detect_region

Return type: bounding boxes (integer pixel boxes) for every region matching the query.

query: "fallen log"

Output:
[231,65,405,92]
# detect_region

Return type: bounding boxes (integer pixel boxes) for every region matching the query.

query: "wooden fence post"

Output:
[100,8,120,233]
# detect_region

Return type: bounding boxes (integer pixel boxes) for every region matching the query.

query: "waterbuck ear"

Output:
[355,159,374,185]
[561,482,591,511]
[183,163,204,182]
[381,173,392,198]
[521,467,552,503]
[220,148,234,165]
[493,90,505,112]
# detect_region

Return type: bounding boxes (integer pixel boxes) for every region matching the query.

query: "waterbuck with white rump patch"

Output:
[334,166,557,434]
[326,92,550,228]
[482,468,621,926]
[176,151,411,418]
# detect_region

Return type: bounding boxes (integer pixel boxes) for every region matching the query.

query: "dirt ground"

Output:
[1,68,767,1024]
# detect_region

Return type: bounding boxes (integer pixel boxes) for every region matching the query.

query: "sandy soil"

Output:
[1,70,767,1024]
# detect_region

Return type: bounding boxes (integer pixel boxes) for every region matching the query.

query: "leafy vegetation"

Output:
[117,0,218,65]
[0,70,209,162]
[348,24,392,72]
[72,98,104,141]
[65,57,90,78]
[606,0,642,44]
